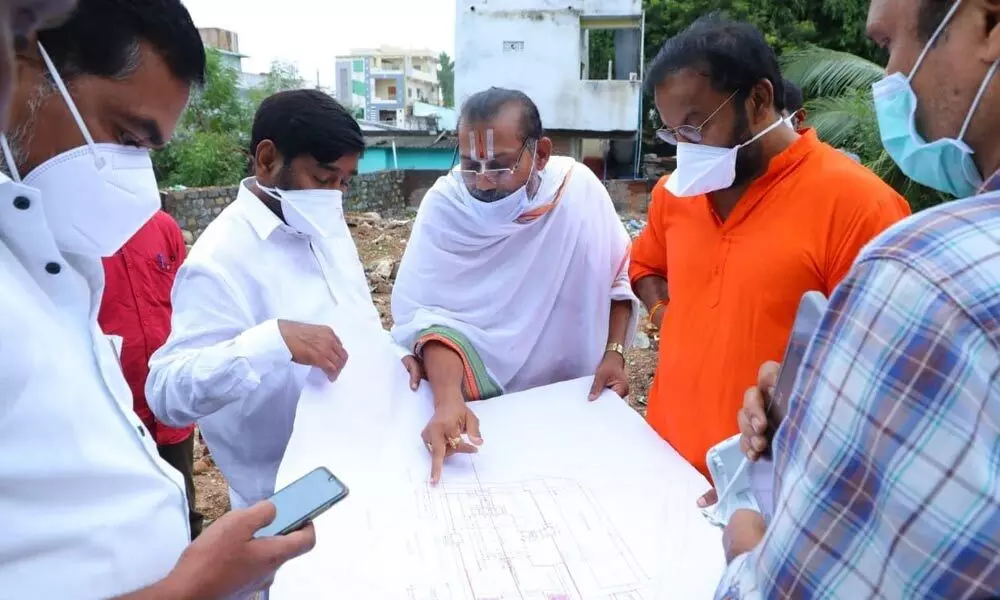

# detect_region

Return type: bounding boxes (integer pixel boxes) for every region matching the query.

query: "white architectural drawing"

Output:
[270,346,725,599]
[400,472,647,599]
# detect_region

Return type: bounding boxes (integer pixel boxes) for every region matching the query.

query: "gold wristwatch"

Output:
[605,342,625,358]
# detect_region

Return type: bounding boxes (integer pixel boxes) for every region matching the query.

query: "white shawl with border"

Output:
[391,156,638,396]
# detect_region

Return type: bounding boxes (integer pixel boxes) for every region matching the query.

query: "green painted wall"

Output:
[358,148,454,173]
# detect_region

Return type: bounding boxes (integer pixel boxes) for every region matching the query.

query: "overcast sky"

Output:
[182,0,456,87]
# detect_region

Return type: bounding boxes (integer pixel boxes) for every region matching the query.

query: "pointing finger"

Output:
[429,430,447,485]
[588,374,605,401]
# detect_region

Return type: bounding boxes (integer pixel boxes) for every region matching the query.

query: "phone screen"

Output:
[767,291,828,436]
[253,467,349,538]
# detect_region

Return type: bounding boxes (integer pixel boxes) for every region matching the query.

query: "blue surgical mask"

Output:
[872,0,997,198]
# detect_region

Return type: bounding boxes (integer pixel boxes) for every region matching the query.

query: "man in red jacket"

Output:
[99,209,203,539]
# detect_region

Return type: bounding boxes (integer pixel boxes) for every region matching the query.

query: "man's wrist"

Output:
[431,385,465,410]
[604,342,625,366]
[648,299,668,328]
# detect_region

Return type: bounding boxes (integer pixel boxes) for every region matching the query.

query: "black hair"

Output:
[37,0,205,85]
[250,89,364,166]
[645,14,784,110]
[783,78,804,113]
[459,87,543,141]
[918,0,952,42]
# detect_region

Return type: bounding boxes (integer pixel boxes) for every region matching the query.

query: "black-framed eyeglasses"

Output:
[655,91,738,145]
[452,138,536,185]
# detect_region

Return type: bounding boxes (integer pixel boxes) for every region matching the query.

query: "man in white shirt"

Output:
[0,2,315,597]
[147,89,422,510]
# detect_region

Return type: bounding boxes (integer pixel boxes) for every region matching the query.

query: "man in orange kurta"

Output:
[631,17,911,478]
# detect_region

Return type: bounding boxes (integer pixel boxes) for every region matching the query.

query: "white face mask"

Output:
[258,183,345,239]
[1,43,160,257]
[702,434,760,528]
[460,160,540,225]
[666,116,787,197]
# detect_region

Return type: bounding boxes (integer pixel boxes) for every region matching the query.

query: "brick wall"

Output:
[161,170,653,241]
[604,178,657,215]
[161,185,238,240]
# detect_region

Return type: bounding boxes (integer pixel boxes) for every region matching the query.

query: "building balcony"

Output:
[370,67,403,77]
[406,68,438,84]
[370,96,404,108]
[549,79,641,132]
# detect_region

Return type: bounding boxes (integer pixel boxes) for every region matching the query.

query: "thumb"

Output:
[232,501,278,536]
[406,359,421,391]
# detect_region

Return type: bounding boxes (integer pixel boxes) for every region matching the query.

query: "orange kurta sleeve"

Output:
[629,176,671,283]
[823,174,912,291]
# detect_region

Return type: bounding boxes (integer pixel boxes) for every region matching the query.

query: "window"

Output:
[352,59,364,72]
[388,86,397,97]
[408,88,413,99]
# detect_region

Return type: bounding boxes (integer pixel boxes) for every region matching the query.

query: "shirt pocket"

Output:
[144,253,179,308]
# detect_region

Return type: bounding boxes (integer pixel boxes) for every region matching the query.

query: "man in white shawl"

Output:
[391,88,639,482]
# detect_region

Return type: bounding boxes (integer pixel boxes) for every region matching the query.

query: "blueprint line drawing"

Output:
[399,464,649,600]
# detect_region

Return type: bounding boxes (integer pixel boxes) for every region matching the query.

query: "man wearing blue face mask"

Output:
[147,89,423,513]
[716,0,1000,597]
[0,2,319,598]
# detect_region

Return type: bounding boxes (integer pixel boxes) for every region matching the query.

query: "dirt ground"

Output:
[192,210,659,522]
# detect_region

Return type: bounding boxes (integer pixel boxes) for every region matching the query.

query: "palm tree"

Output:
[780,46,947,211]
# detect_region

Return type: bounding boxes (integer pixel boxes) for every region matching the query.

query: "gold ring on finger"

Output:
[447,437,461,449]
[425,442,433,452]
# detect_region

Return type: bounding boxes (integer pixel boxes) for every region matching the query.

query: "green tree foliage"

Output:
[588,30,616,80]
[438,52,455,108]
[643,0,879,63]
[153,48,251,187]
[247,60,305,107]
[781,46,947,210]
[153,49,308,188]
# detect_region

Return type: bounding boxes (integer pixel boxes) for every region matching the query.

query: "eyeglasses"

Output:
[452,139,536,186]
[655,91,738,145]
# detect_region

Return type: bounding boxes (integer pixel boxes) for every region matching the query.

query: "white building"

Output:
[455,0,644,177]
[335,47,446,131]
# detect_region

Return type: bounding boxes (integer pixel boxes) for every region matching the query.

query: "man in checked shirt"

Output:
[716,0,1000,597]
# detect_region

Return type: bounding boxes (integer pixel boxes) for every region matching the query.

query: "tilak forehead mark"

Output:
[469,129,495,161]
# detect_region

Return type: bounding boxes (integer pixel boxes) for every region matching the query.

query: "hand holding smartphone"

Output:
[764,291,828,444]
[254,466,349,538]
[749,291,827,522]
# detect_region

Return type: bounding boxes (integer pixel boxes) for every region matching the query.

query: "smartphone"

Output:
[253,467,349,538]
[765,291,828,441]
[749,291,827,522]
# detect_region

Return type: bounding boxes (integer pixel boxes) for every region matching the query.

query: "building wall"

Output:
[406,79,438,104]
[358,149,390,173]
[358,148,455,174]
[455,0,642,132]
